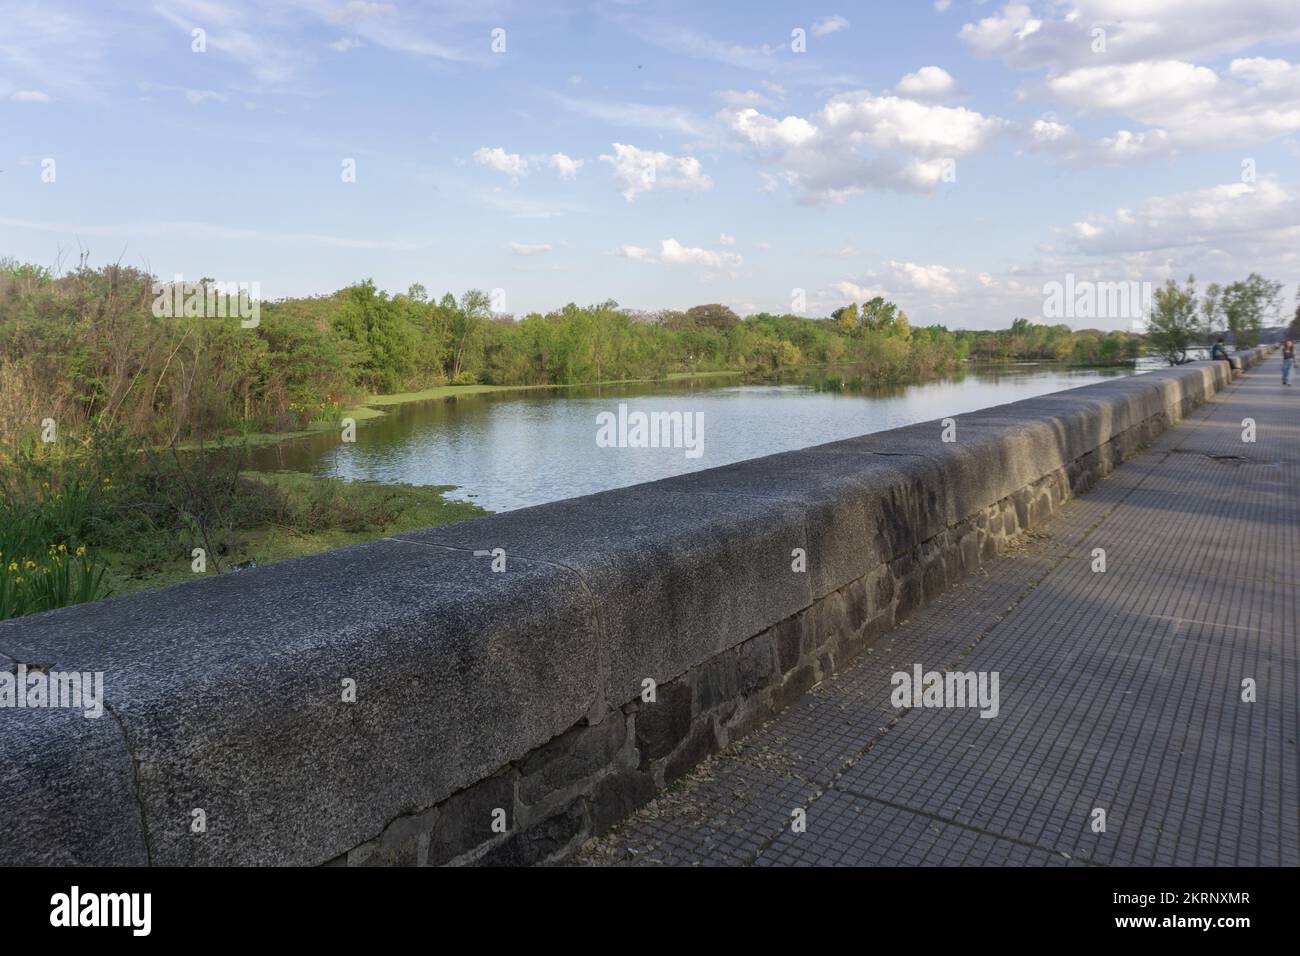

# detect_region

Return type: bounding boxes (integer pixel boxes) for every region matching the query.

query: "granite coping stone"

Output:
[396,486,811,705]
[0,538,599,865]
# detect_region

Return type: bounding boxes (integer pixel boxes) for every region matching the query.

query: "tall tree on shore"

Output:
[1148,275,1202,366]
[832,302,859,336]
[449,289,491,382]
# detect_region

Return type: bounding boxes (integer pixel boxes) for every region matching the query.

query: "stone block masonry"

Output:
[0,350,1268,866]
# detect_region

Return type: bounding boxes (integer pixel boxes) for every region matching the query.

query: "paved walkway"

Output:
[580,355,1299,867]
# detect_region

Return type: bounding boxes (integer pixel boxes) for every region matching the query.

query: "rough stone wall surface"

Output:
[0,350,1268,866]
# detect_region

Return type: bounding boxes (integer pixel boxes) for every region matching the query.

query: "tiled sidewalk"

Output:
[579,356,1299,867]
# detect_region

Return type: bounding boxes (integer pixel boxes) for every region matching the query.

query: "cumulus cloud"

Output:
[729,108,818,148]
[548,152,584,179]
[721,90,1005,202]
[1025,115,1175,163]
[10,90,50,102]
[1024,57,1300,159]
[658,238,743,274]
[888,259,960,294]
[961,3,1300,163]
[612,239,743,276]
[614,244,652,260]
[896,66,958,100]
[473,146,529,182]
[599,143,713,201]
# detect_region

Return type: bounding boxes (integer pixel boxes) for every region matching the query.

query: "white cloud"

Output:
[719,233,736,245]
[888,260,960,294]
[722,90,1004,202]
[896,66,958,100]
[812,15,850,37]
[934,0,952,12]
[474,147,529,182]
[614,244,653,260]
[1065,176,1300,255]
[599,143,713,202]
[9,90,49,102]
[819,92,1000,156]
[1026,115,1175,163]
[1046,60,1218,114]
[509,242,553,256]
[1027,57,1300,158]
[614,239,743,275]
[329,37,363,52]
[548,153,584,179]
[961,1,1300,72]
[831,280,888,302]
[728,108,818,148]
[658,238,743,273]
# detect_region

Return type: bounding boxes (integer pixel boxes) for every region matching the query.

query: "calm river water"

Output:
[248,364,1137,513]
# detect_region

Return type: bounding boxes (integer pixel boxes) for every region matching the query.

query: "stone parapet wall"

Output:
[0,349,1268,866]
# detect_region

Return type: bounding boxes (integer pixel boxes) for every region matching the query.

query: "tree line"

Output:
[1146,273,1292,365]
[0,258,1256,449]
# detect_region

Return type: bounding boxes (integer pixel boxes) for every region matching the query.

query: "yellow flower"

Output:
[14,577,23,585]
[24,560,36,571]
[75,546,86,557]
[6,562,16,572]
[58,544,67,553]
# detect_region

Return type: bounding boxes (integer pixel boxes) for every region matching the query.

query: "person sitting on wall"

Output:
[1211,338,1232,365]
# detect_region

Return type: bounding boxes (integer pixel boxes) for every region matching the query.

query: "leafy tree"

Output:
[449,289,491,382]
[331,280,417,392]
[832,302,859,336]
[1212,273,1283,347]
[1148,275,1202,366]
[686,303,741,332]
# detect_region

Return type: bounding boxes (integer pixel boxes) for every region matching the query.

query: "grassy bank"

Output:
[0,432,490,619]
[101,472,488,597]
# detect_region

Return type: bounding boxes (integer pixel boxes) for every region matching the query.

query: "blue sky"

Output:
[2,0,1299,329]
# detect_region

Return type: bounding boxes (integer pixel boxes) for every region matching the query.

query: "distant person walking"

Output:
[1283,339,1295,386]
